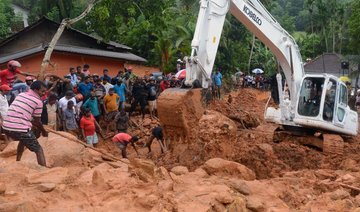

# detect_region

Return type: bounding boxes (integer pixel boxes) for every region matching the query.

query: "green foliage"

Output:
[0,0,22,40]
[348,0,360,54]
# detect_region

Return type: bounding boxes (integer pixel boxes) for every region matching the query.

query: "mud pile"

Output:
[1,88,360,211]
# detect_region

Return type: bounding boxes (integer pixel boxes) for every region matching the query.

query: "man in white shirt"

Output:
[102,78,114,94]
[0,85,11,123]
[58,91,77,113]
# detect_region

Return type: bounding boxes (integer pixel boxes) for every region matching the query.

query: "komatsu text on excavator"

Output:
[157,0,358,153]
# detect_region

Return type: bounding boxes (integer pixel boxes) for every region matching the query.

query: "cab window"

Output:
[298,77,325,117]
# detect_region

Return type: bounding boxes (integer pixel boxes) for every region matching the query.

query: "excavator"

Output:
[157,0,358,154]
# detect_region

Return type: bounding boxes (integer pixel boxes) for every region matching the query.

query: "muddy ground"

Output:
[1,88,360,211]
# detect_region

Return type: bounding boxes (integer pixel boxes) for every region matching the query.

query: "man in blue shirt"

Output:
[100,68,112,83]
[114,79,127,110]
[78,76,93,101]
[214,70,222,99]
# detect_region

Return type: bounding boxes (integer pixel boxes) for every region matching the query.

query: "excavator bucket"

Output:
[157,88,204,141]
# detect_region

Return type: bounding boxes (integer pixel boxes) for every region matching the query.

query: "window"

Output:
[298,77,325,117]
[339,84,348,105]
[323,80,336,122]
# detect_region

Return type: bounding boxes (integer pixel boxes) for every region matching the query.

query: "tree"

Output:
[39,0,102,80]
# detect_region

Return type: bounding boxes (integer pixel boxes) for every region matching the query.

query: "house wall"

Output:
[11,4,29,27]
[0,52,158,79]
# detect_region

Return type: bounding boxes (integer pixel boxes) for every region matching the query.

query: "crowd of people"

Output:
[0,60,173,166]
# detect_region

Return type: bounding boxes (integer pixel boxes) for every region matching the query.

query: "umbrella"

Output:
[339,76,350,83]
[234,71,244,76]
[175,69,186,79]
[252,68,264,74]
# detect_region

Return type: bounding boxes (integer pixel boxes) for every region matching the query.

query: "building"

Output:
[0,17,157,78]
[304,53,349,77]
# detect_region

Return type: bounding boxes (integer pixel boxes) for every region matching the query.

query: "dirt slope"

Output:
[1,88,360,211]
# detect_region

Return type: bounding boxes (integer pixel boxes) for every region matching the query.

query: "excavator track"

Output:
[273,127,344,154]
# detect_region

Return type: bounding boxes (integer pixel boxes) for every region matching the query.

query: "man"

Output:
[147,79,157,119]
[102,77,114,94]
[112,133,139,158]
[0,85,11,125]
[2,80,48,166]
[68,67,78,86]
[145,126,165,153]
[103,88,119,133]
[62,101,78,135]
[114,110,129,133]
[25,76,34,86]
[78,76,93,100]
[41,94,58,130]
[0,60,35,87]
[114,79,127,110]
[82,64,90,77]
[214,70,222,99]
[58,91,76,113]
[82,91,101,122]
[130,78,148,119]
[100,69,112,83]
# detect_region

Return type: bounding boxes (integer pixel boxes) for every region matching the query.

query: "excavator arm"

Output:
[185,0,304,123]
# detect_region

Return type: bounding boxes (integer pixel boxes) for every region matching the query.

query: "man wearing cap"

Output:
[0,60,35,87]
[2,81,48,166]
[0,85,11,126]
[25,76,34,86]
[112,132,139,158]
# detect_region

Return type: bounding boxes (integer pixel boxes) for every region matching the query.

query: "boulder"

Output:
[129,158,156,182]
[330,189,350,200]
[227,197,247,212]
[199,111,237,141]
[215,192,234,204]
[340,159,359,172]
[27,167,69,184]
[171,166,189,175]
[21,133,86,167]
[246,196,265,212]
[37,183,56,192]
[355,195,360,207]
[0,141,19,157]
[229,180,251,195]
[0,201,37,212]
[203,158,256,180]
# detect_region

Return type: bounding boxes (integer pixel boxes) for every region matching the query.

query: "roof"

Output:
[0,17,132,50]
[0,44,147,64]
[304,53,343,74]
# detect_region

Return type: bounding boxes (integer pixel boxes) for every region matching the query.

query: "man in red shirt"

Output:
[0,60,35,87]
[112,133,139,158]
[80,108,103,147]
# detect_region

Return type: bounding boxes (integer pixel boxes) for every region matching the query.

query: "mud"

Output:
[1,88,360,211]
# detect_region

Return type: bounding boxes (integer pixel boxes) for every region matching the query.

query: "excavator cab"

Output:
[294,75,358,136]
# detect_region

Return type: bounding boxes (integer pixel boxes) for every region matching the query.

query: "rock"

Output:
[340,159,359,172]
[353,208,360,212]
[158,180,173,192]
[0,141,19,157]
[355,195,360,207]
[256,143,274,155]
[129,159,156,183]
[193,168,209,178]
[22,133,86,167]
[37,183,56,192]
[27,167,69,184]
[137,194,158,208]
[212,201,226,212]
[142,118,152,127]
[0,182,6,195]
[0,201,37,212]
[92,170,105,186]
[336,174,356,183]
[227,197,247,212]
[130,158,156,176]
[171,166,189,175]
[246,196,265,212]
[215,192,234,204]
[203,158,256,180]
[330,189,350,200]
[229,180,251,195]
[155,166,171,180]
